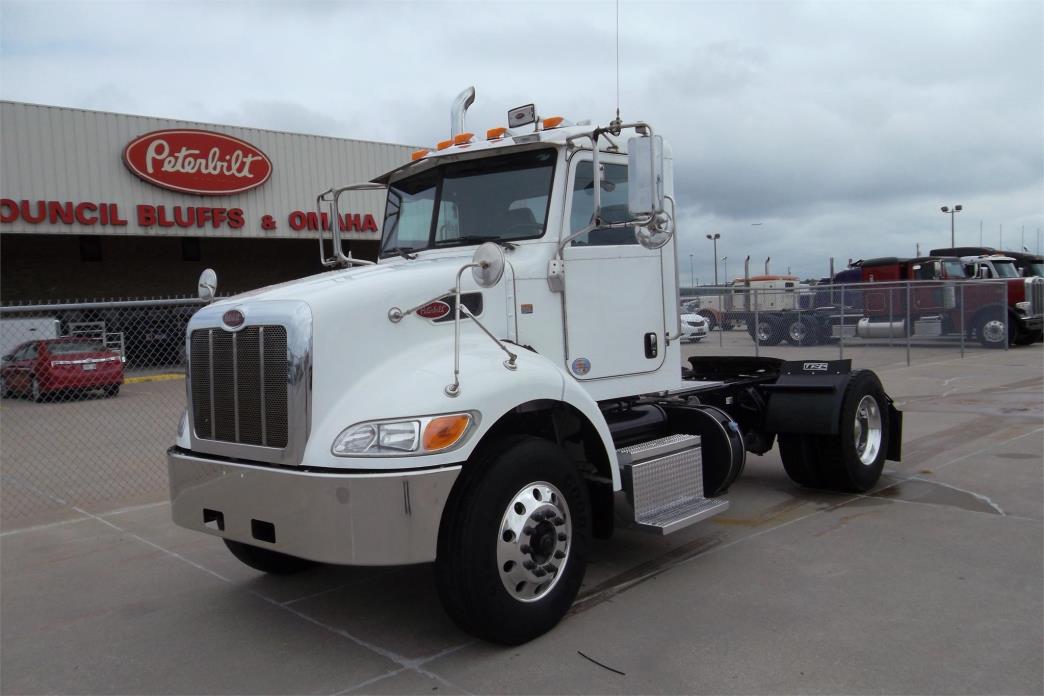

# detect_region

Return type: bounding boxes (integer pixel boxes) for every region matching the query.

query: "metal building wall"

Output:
[0,101,418,240]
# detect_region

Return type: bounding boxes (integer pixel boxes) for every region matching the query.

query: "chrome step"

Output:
[616,434,729,535]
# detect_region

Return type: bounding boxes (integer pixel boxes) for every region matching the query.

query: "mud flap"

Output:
[886,400,903,461]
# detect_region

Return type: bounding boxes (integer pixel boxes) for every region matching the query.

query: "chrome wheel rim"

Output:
[497,481,571,603]
[854,395,883,466]
[983,319,1006,344]
[789,321,806,342]
[757,322,773,342]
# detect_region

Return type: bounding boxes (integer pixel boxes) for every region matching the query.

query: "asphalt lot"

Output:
[1,338,1042,694]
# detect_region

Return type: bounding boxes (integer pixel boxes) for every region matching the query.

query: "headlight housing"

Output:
[1015,301,1030,314]
[332,412,476,456]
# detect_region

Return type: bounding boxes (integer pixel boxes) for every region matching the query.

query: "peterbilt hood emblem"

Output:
[222,309,246,330]
[416,301,452,320]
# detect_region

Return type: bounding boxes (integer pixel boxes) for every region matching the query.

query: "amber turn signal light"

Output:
[486,127,508,140]
[542,116,564,129]
[453,132,474,146]
[423,414,472,451]
[436,139,453,151]
[411,149,429,161]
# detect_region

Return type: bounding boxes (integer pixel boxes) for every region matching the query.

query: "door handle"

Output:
[644,332,658,359]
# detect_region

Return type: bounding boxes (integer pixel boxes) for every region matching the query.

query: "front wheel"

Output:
[223,539,316,574]
[784,317,819,346]
[435,436,591,645]
[976,309,1011,349]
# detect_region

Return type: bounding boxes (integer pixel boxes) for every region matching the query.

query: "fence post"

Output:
[753,289,759,359]
[959,283,965,358]
[839,285,845,360]
[1003,280,1009,351]
[887,284,894,348]
[906,281,912,367]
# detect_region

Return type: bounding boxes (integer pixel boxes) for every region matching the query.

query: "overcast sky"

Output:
[1,0,1041,282]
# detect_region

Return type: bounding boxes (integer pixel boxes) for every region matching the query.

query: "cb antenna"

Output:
[610,0,622,134]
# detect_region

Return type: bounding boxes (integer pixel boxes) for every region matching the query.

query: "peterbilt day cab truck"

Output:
[168,89,903,644]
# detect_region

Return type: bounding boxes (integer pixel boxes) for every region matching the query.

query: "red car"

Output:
[1,338,123,402]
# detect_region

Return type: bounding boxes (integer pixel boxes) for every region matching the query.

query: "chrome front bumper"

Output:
[167,448,461,566]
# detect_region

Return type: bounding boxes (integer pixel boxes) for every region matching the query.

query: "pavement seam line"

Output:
[70,503,446,679]
[280,566,403,606]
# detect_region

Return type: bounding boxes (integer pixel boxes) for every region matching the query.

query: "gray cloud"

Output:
[1,0,1041,281]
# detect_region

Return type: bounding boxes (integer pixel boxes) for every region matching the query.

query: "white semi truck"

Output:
[168,88,902,644]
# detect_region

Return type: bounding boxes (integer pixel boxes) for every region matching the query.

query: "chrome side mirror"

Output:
[197,268,217,303]
[471,242,506,288]
[627,135,664,217]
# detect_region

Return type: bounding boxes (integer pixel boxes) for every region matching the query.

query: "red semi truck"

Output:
[734,255,1044,347]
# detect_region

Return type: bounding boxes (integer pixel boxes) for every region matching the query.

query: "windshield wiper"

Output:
[383,246,418,260]
[436,235,518,250]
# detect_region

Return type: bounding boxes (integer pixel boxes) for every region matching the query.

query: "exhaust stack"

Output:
[451,86,476,138]
[830,257,835,281]
[765,257,771,275]
[744,255,751,286]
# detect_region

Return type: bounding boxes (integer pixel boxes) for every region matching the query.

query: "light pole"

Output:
[940,204,962,247]
[706,233,720,284]
[689,253,695,288]
[722,256,728,282]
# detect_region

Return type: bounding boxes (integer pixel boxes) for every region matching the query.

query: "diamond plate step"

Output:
[616,434,729,535]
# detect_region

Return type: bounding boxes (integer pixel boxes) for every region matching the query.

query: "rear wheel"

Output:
[815,371,889,492]
[784,317,819,346]
[435,436,590,645]
[779,434,827,488]
[749,318,783,346]
[223,539,316,574]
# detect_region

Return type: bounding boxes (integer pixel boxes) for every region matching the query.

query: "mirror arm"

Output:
[460,305,518,370]
[446,262,481,396]
[318,183,385,267]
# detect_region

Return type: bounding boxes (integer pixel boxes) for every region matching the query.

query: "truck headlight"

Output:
[1015,301,1030,314]
[332,413,475,456]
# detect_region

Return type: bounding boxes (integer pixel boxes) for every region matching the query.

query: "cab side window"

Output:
[569,161,634,246]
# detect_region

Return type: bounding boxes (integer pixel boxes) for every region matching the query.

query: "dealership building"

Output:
[0,101,417,303]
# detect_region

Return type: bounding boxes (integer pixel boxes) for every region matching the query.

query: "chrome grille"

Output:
[1030,278,1044,317]
[190,326,288,448]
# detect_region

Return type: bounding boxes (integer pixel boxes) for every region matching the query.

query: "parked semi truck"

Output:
[738,255,1044,347]
[167,89,903,644]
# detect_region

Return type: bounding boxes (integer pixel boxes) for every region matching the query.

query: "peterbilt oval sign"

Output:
[416,301,452,320]
[123,129,272,195]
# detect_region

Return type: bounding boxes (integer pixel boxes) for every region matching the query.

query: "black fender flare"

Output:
[762,360,902,461]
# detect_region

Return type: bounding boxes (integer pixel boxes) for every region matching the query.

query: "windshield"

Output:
[993,261,1020,278]
[380,149,556,257]
[941,260,967,278]
[1025,262,1044,277]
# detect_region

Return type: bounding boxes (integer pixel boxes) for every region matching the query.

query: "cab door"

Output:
[561,157,666,380]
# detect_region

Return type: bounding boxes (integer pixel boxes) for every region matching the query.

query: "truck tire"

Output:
[435,435,591,645]
[784,317,818,346]
[778,434,828,488]
[748,318,783,346]
[223,539,316,574]
[974,308,1011,349]
[814,370,890,493]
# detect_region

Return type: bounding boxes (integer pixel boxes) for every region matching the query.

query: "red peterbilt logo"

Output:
[416,301,452,320]
[222,309,246,329]
[123,129,272,195]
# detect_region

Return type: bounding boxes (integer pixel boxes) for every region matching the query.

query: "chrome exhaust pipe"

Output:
[765,256,771,275]
[451,86,476,137]
[744,255,751,285]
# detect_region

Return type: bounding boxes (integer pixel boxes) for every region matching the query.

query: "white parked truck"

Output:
[168,88,902,644]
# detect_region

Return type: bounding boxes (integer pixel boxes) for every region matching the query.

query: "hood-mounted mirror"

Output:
[471,242,506,288]
[197,268,217,303]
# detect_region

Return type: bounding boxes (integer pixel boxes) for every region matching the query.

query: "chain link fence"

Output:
[2,279,1041,530]
[680,278,1043,370]
[1,297,207,529]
